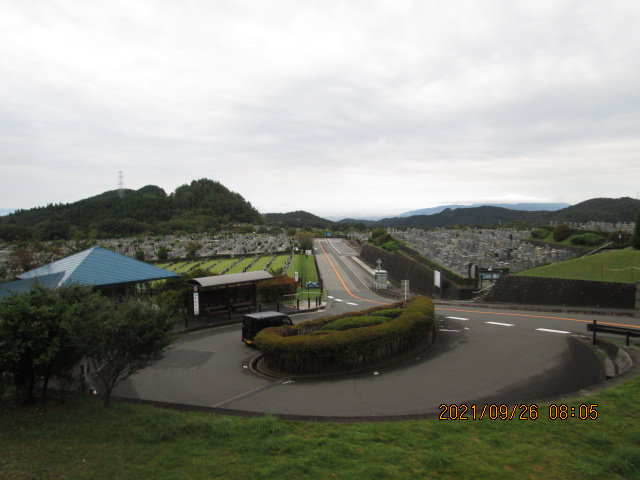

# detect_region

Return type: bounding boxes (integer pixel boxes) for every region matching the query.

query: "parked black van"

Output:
[242,311,293,346]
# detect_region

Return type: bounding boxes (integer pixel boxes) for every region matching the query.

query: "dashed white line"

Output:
[485,321,514,327]
[536,328,571,334]
[446,316,470,321]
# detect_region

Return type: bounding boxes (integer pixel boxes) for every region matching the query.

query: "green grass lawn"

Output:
[226,257,255,274]
[516,248,640,283]
[209,258,237,274]
[251,256,272,271]
[1,361,640,480]
[267,254,289,273]
[288,253,319,284]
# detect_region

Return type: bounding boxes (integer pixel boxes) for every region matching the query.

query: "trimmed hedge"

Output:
[255,296,436,375]
[322,316,389,331]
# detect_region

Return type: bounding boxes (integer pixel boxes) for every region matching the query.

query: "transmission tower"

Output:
[118,171,124,198]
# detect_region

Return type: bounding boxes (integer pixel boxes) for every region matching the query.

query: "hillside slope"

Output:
[376,197,639,229]
[0,179,261,240]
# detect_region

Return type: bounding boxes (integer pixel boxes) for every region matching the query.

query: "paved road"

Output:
[114,238,633,419]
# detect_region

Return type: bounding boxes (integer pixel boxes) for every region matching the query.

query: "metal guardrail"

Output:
[587,320,640,347]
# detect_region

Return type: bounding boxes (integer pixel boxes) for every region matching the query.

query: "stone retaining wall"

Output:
[360,244,474,300]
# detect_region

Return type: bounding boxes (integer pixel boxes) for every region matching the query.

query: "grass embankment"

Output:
[287,253,323,302]
[517,248,640,284]
[2,367,640,479]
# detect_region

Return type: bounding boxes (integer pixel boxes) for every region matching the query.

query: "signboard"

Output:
[193,292,200,316]
[434,270,442,288]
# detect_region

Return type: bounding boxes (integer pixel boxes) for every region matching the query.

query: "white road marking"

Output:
[346,302,358,306]
[446,316,470,321]
[335,298,344,302]
[486,321,514,327]
[440,329,461,332]
[536,328,571,334]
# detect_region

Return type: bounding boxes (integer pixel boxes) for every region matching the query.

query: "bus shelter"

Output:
[184,271,273,319]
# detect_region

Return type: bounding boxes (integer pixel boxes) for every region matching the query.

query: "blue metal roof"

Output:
[0,272,65,301]
[17,246,179,287]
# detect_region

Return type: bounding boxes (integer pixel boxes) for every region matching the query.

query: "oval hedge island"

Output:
[255,296,437,377]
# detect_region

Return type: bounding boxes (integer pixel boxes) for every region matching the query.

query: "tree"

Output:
[631,210,640,249]
[157,246,169,262]
[0,285,92,404]
[257,275,298,303]
[185,241,202,258]
[7,241,63,277]
[64,299,177,406]
[552,223,573,242]
[294,231,314,251]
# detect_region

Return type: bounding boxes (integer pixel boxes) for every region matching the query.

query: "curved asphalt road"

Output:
[114,238,631,419]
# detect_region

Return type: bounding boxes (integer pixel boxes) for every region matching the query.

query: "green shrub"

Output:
[553,223,573,242]
[322,315,389,331]
[256,297,436,375]
[375,308,404,319]
[380,241,399,252]
[530,228,549,239]
[571,233,606,246]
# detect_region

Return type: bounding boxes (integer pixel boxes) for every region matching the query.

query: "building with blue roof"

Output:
[0,246,179,300]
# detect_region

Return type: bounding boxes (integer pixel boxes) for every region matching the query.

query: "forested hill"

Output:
[0,179,262,240]
[262,211,337,230]
[374,197,640,229]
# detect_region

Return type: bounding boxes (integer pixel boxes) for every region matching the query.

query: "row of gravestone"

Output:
[391,228,575,276]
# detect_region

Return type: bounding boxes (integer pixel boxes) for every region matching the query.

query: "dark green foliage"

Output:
[552,223,573,242]
[64,299,177,407]
[531,228,550,239]
[0,178,262,240]
[0,285,92,404]
[157,246,169,261]
[370,230,399,251]
[380,241,399,252]
[375,198,640,229]
[262,211,334,230]
[631,210,640,249]
[256,297,435,375]
[570,233,606,246]
[185,242,202,258]
[375,308,404,319]
[294,231,314,251]
[257,275,297,302]
[321,316,389,331]
[0,286,177,407]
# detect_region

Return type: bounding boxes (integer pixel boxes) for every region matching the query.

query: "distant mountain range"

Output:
[398,202,570,217]
[371,197,640,229]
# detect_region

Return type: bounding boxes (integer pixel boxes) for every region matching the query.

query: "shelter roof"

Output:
[0,272,65,301]
[186,271,273,288]
[17,246,179,287]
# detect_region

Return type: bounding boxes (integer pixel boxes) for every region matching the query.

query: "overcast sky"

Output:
[1,1,639,219]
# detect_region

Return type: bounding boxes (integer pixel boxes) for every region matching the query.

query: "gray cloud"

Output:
[1,0,638,217]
